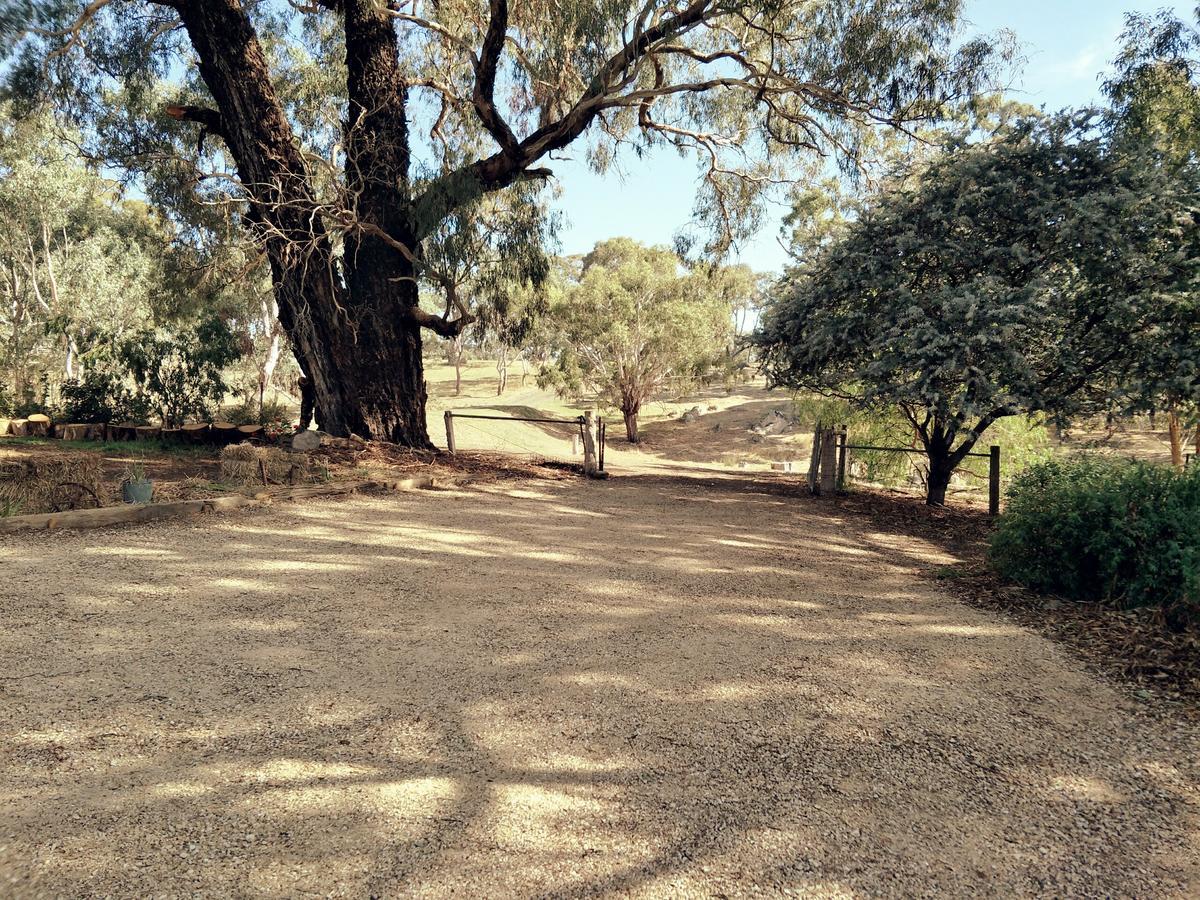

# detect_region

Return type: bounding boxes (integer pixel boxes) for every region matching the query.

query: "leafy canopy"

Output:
[540,238,733,439]
[753,113,1200,464]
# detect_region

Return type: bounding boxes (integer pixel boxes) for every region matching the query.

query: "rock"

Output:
[757,410,793,436]
[290,430,321,452]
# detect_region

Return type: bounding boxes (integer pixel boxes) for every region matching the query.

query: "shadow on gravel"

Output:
[1,471,1197,896]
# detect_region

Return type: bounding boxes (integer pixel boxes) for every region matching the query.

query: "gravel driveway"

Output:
[1,472,1197,897]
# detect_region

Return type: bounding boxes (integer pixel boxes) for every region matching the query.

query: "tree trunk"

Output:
[623,406,640,443]
[1168,408,1185,470]
[925,452,954,506]
[175,0,433,448]
[496,346,508,395]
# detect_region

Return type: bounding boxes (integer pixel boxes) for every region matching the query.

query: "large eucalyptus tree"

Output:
[6,0,1001,446]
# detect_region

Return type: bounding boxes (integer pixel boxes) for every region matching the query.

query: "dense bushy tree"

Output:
[753,114,1200,505]
[1105,7,1200,467]
[540,238,732,442]
[5,0,1005,446]
[118,316,242,427]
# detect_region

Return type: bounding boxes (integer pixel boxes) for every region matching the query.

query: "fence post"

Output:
[988,445,1001,517]
[836,428,848,493]
[598,418,606,472]
[819,427,838,495]
[444,410,456,454]
[808,426,823,495]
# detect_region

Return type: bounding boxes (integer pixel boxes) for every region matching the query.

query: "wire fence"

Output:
[810,427,1002,515]
[442,411,602,471]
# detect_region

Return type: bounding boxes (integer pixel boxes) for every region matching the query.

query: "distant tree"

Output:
[0,106,164,405]
[541,238,733,442]
[753,114,1200,505]
[1104,7,1200,467]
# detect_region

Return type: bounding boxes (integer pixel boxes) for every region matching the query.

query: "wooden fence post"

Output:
[819,427,838,495]
[808,426,823,494]
[836,428,848,493]
[444,411,456,453]
[598,418,606,472]
[989,445,1001,517]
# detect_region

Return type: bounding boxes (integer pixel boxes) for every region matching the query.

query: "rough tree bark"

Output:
[622,404,640,443]
[171,0,436,446]
[1168,407,1185,470]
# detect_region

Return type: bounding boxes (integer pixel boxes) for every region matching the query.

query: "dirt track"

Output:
[1,472,1198,897]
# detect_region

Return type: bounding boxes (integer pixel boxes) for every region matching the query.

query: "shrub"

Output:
[990,457,1200,610]
[119,317,242,427]
[59,371,149,424]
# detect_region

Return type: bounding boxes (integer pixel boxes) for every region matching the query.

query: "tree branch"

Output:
[473,0,519,156]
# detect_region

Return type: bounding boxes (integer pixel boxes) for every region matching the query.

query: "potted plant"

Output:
[120,460,153,503]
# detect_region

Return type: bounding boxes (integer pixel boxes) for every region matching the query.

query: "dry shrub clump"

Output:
[219,442,310,487]
[0,452,104,515]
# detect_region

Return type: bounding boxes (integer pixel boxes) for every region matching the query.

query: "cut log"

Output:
[180,423,210,444]
[25,414,51,437]
[160,427,183,444]
[236,424,265,441]
[135,425,162,442]
[59,423,100,442]
[106,423,138,442]
[0,418,10,436]
[8,419,29,437]
[210,421,240,445]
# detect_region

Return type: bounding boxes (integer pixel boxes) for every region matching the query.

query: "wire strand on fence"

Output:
[452,415,582,462]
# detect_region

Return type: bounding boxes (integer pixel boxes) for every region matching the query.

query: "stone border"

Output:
[0,476,437,534]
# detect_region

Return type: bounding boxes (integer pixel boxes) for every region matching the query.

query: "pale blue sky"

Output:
[549,1,1193,274]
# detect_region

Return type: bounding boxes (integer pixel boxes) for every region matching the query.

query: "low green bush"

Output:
[990,457,1200,610]
[59,371,150,424]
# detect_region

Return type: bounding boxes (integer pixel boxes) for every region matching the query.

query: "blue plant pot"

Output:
[121,479,153,504]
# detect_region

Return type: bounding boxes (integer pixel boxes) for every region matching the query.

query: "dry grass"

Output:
[219,442,310,487]
[0,449,104,515]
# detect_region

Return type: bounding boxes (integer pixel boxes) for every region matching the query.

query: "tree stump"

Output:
[135,425,162,442]
[106,423,138,442]
[210,421,240,445]
[180,423,210,444]
[9,419,29,437]
[59,423,99,442]
[25,414,51,437]
[237,424,265,441]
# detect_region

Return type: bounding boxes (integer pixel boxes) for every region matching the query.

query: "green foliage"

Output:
[58,370,148,424]
[754,112,1200,502]
[1101,8,1200,435]
[222,397,295,434]
[539,239,734,440]
[118,317,242,427]
[991,458,1200,612]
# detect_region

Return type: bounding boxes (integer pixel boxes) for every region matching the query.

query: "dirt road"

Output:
[1,473,1197,897]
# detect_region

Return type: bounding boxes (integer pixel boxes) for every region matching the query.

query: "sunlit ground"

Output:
[1,473,1197,896]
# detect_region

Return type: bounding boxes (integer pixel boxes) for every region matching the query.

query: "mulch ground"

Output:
[0,436,581,510]
[829,486,1200,717]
